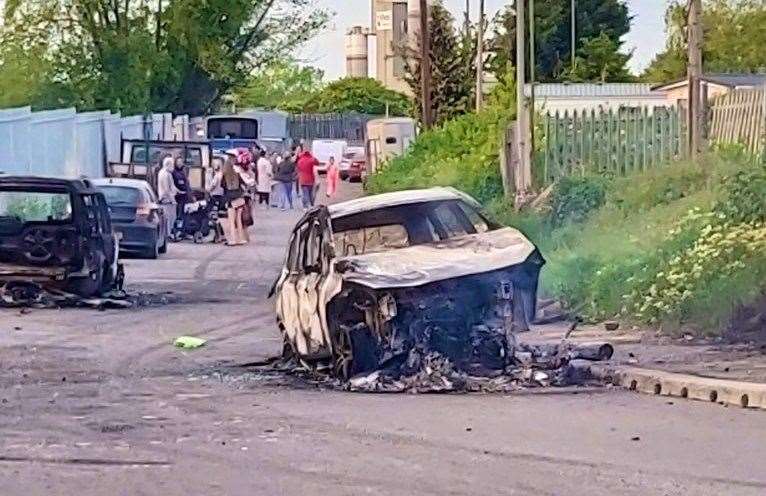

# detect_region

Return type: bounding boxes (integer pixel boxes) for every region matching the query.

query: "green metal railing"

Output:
[538,106,687,186]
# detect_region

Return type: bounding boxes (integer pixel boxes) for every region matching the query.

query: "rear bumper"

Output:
[0,262,87,282]
[114,222,158,252]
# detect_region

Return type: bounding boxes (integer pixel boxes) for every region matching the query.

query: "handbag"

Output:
[241,197,254,227]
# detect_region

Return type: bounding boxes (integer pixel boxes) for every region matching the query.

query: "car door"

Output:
[295,216,328,356]
[276,221,309,356]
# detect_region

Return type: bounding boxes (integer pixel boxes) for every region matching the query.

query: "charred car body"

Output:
[0,176,122,297]
[273,188,546,380]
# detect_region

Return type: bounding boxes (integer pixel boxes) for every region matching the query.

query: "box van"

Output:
[311,139,348,173]
[365,118,417,173]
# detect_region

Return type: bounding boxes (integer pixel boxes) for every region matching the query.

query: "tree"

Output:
[563,32,633,82]
[234,60,324,112]
[487,0,632,82]
[303,78,411,115]
[404,2,477,125]
[0,0,328,115]
[642,0,766,83]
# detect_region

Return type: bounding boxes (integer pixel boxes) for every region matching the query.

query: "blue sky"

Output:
[300,0,671,79]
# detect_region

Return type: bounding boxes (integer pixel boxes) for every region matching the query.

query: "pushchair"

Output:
[171,190,217,243]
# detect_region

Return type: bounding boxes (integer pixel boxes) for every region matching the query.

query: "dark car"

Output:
[0,175,121,297]
[92,178,167,259]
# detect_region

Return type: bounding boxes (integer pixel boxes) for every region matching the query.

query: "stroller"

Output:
[171,190,217,243]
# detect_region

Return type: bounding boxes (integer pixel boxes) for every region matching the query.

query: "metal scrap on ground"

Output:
[0,281,173,310]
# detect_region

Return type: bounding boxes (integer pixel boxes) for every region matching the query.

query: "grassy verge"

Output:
[371,115,766,335]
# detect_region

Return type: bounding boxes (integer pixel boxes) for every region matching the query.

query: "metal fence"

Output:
[288,113,376,144]
[538,106,687,186]
[0,107,176,178]
[708,88,766,158]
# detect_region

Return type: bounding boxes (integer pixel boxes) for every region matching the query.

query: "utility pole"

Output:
[516,0,531,194]
[464,0,471,38]
[475,0,485,111]
[687,0,704,159]
[529,0,536,163]
[419,0,433,128]
[571,0,576,70]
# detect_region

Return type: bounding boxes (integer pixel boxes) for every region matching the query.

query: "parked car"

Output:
[271,187,545,379]
[0,176,122,297]
[340,146,366,182]
[92,178,167,259]
[311,139,347,174]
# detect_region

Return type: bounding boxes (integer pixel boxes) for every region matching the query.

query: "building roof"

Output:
[524,83,659,98]
[652,73,766,91]
[328,187,476,219]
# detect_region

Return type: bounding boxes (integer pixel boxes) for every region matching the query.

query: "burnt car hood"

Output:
[337,227,538,289]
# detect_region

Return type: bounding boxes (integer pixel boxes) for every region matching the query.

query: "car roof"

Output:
[327,187,478,219]
[0,175,99,194]
[91,177,152,190]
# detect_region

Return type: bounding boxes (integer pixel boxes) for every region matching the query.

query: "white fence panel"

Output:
[0,106,32,174]
[74,111,111,178]
[104,113,123,163]
[29,108,77,177]
[120,115,145,140]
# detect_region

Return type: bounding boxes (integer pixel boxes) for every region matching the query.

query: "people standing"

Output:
[157,156,180,240]
[221,153,252,246]
[296,148,320,209]
[172,156,190,216]
[292,145,302,198]
[269,152,282,207]
[325,156,340,198]
[206,156,226,243]
[274,151,296,211]
[255,150,272,208]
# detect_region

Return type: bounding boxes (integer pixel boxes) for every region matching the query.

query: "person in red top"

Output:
[296,149,320,209]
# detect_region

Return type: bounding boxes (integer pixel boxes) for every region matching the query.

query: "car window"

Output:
[304,221,322,270]
[185,148,202,166]
[457,202,489,233]
[99,186,141,206]
[334,224,409,256]
[287,225,305,273]
[0,191,72,223]
[430,202,473,239]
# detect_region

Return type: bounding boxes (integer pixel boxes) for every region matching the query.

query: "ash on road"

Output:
[1,183,765,496]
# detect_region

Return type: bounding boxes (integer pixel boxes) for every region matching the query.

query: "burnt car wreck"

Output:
[273,188,612,391]
[0,176,122,298]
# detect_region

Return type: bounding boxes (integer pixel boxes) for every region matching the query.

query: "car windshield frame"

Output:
[330,199,497,256]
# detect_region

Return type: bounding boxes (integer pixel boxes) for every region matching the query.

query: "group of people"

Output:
[254,144,341,211]
[155,143,340,248]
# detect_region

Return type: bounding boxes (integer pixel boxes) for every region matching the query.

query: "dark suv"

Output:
[0,176,121,297]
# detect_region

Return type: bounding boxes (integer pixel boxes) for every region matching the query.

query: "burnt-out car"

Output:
[272,187,545,379]
[0,176,121,297]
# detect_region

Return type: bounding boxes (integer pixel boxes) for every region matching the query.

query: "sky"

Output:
[299,0,672,80]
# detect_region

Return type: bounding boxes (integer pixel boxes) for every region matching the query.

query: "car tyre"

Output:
[142,233,160,259]
[158,230,168,254]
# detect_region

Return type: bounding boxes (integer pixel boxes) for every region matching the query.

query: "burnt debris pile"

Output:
[346,339,614,393]
[0,281,174,310]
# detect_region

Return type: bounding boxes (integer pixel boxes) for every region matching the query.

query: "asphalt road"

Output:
[1,181,765,496]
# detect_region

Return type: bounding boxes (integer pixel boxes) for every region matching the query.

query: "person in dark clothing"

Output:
[172,156,190,214]
[274,151,296,210]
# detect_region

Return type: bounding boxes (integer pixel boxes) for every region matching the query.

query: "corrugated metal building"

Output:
[524,83,670,114]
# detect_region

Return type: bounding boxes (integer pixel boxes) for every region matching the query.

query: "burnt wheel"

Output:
[22,228,56,263]
[333,328,354,381]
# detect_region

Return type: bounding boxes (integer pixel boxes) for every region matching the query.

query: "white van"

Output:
[311,139,348,173]
[365,118,417,174]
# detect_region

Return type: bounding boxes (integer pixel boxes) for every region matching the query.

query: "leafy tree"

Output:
[404,2,477,125]
[563,32,633,82]
[303,78,411,116]
[642,0,766,82]
[234,60,324,112]
[0,0,328,115]
[487,0,632,82]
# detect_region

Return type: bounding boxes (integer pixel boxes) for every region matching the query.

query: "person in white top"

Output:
[157,155,180,239]
[255,150,272,208]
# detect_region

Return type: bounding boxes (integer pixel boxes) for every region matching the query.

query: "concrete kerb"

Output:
[589,364,766,410]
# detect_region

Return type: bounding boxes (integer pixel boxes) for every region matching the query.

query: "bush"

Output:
[549,176,607,227]
[366,72,516,204]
